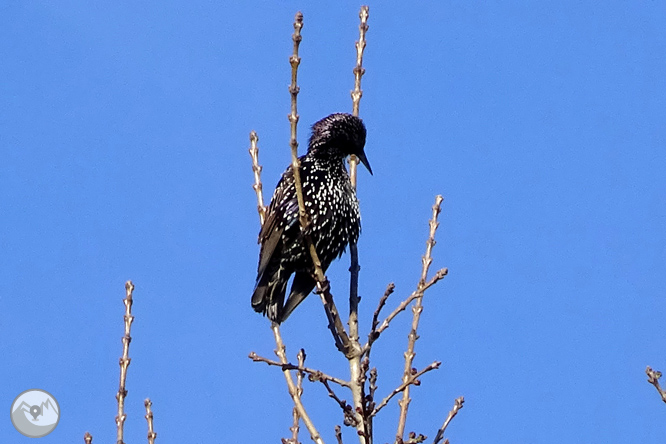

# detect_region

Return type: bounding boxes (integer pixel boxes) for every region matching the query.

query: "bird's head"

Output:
[308,113,372,175]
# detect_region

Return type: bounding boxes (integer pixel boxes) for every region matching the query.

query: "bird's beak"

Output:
[356,151,373,175]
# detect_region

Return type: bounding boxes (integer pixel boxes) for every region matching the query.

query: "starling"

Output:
[251,113,372,323]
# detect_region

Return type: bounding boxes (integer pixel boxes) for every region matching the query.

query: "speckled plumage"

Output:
[252,113,372,323]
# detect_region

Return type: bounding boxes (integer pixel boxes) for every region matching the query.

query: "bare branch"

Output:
[249,131,267,225]
[347,8,370,443]
[289,11,306,225]
[371,283,395,334]
[144,399,157,444]
[272,323,325,444]
[368,367,378,407]
[249,352,351,388]
[371,361,440,417]
[115,281,135,444]
[84,432,93,444]
[363,269,447,356]
[284,11,353,357]
[348,4,370,188]
[335,425,344,444]
[646,366,666,404]
[404,432,428,444]
[317,282,353,356]
[289,349,306,444]
[432,397,464,444]
[319,378,357,427]
[396,195,445,441]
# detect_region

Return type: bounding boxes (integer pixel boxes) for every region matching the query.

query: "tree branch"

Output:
[432,397,464,444]
[287,349,306,444]
[363,270,447,357]
[249,352,350,388]
[115,281,135,444]
[285,11,353,357]
[335,425,344,444]
[348,7,370,443]
[348,5,370,188]
[646,366,666,404]
[396,196,444,441]
[272,323,325,444]
[248,131,267,225]
[371,361,440,417]
[144,399,157,444]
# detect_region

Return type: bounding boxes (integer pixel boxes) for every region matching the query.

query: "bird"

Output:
[251,113,372,324]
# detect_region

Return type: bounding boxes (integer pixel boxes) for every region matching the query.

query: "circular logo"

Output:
[10,389,60,438]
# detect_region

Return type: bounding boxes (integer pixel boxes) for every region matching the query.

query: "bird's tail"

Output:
[279,271,317,323]
[251,266,289,323]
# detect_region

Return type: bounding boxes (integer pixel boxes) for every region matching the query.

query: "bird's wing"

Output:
[256,169,298,278]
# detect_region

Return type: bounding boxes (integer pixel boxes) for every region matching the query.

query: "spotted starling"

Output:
[251,113,372,323]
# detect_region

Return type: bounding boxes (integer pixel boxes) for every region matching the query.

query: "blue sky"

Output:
[2,2,665,443]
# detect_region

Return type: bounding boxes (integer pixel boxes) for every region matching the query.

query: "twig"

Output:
[367,367,378,435]
[368,367,378,409]
[249,131,267,225]
[289,11,306,225]
[404,432,427,444]
[371,283,395,334]
[366,269,448,352]
[364,283,395,357]
[320,379,357,427]
[290,349,306,444]
[317,282,353,356]
[371,362,440,417]
[348,5,370,187]
[396,196,445,441]
[347,7,370,444]
[84,432,93,444]
[432,397,464,444]
[116,281,135,444]
[646,366,666,404]
[249,352,350,387]
[284,10,352,357]
[144,399,157,444]
[335,425,344,444]
[272,323,325,444]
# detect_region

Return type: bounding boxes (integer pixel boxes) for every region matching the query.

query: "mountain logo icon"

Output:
[11,389,60,438]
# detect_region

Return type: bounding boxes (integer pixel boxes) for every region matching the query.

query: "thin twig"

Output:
[432,397,464,444]
[348,7,370,444]
[272,323,324,444]
[284,11,352,357]
[403,432,427,444]
[289,11,306,225]
[249,131,267,225]
[396,196,445,441]
[368,367,378,409]
[116,281,135,444]
[317,282,353,356]
[372,283,395,334]
[319,379,357,427]
[84,432,93,444]
[646,366,666,404]
[335,425,344,444]
[290,349,306,444]
[371,361,440,417]
[348,5,370,188]
[365,283,395,357]
[249,351,350,387]
[363,270,447,356]
[144,399,157,444]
